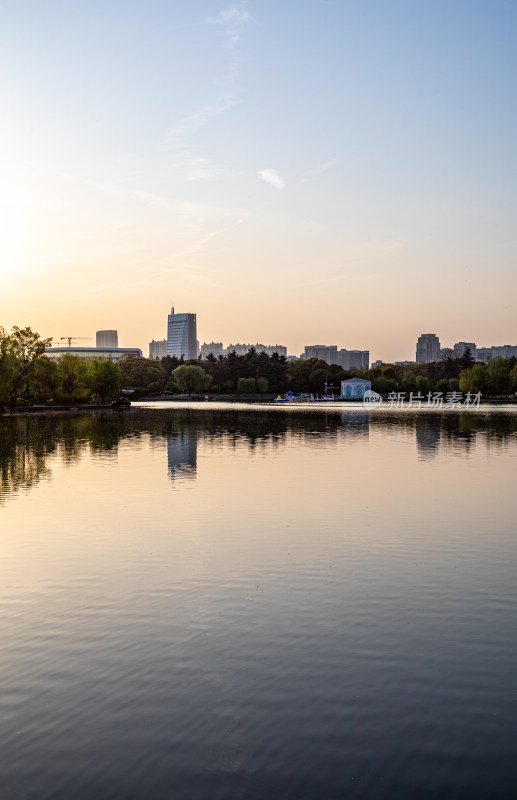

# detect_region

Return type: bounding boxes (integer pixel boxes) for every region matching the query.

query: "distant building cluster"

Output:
[225,343,287,357]
[414,333,517,365]
[69,314,515,369]
[147,307,288,361]
[199,342,287,358]
[301,345,369,369]
[475,344,517,362]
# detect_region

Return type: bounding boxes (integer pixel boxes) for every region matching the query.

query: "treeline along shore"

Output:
[1,327,517,411]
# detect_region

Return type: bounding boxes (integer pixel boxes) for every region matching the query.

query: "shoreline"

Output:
[2,396,517,415]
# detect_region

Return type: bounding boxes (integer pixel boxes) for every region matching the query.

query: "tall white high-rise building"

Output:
[96,329,118,348]
[167,307,197,359]
[416,333,441,364]
[149,339,167,359]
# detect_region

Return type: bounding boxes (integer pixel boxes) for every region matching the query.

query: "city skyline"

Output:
[37,305,517,366]
[2,1,517,361]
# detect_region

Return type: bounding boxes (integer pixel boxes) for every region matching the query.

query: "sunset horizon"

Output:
[2,1,516,362]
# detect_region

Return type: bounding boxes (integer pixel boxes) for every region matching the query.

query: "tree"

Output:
[172,365,212,396]
[160,355,180,379]
[416,375,430,395]
[488,357,511,395]
[510,363,517,393]
[401,370,417,393]
[309,367,329,394]
[34,356,61,399]
[286,359,313,393]
[460,347,475,369]
[257,376,268,393]
[0,327,18,409]
[459,364,488,394]
[86,359,124,403]
[372,376,397,395]
[238,377,256,393]
[58,354,88,396]
[1,326,52,404]
[120,357,166,389]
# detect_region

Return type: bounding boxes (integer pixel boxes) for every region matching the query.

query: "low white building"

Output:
[45,347,142,363]
[340,378,371,399]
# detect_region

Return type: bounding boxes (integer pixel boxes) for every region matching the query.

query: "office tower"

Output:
[149,339,167,359]
[416,333,441,364]
[96,330,118,348]
[167,307,197,359]
[453,342,476,359]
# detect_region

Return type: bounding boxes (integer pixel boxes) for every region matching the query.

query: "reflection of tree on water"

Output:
[2,409,517,501]
[415,422,442,459]
[167,432,197,482]
[0,417,52,501]
[370,411,517,458]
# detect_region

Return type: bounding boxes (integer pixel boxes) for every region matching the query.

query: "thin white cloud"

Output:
[299,158,341,185]
[81,219,246,298]
[206,3,256,49]
[258,168,285,190]
[167,92,237,141]
[152,218,245,270]
[162,5,257,183]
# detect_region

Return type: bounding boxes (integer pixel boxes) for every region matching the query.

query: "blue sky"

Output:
[1,1,516,359]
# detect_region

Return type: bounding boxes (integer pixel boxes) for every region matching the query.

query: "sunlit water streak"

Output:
[1,406,516,799]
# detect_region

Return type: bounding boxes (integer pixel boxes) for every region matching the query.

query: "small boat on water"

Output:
[111,396,131,408]
[275,391,314,403]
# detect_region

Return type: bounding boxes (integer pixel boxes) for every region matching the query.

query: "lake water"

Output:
[1,403,517,799]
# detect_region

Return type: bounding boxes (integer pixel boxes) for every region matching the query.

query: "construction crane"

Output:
[59,337,91,347]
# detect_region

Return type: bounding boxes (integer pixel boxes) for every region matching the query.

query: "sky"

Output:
[1,0,516,361]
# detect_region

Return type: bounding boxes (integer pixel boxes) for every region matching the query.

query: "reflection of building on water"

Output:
[167,432,197,482]
[416,424,441,458]
[339,411,370,437]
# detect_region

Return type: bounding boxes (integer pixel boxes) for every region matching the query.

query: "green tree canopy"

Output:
[86,359,124,403]
[172,365,212,396]
[58,354,88,396]
[0,326,52,405]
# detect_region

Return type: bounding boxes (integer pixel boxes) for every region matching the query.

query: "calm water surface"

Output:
[1,404,517,799]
